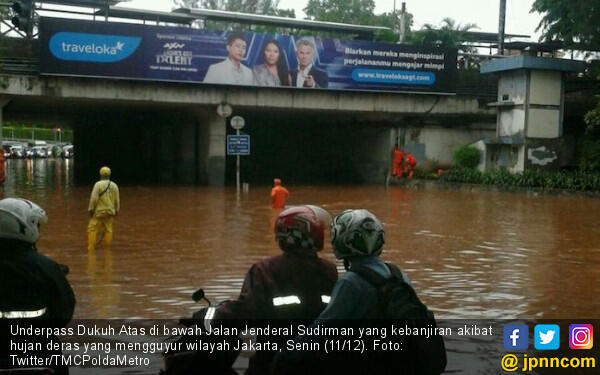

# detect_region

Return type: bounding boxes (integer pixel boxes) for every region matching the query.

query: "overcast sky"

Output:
[125,0,543,40]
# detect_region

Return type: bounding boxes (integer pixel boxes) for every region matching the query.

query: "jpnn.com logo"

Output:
[49,32,141,63]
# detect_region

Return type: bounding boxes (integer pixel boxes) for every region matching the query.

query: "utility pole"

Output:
[398,2,406,43]
[498,0,506,55]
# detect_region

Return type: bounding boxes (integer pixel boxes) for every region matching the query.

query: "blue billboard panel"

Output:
[39,17,457,94]
[227,135,250,155]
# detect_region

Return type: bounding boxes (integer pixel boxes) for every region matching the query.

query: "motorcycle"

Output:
[159,289,240,375]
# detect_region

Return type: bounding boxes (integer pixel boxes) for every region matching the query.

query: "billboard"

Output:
[39,17,457,94]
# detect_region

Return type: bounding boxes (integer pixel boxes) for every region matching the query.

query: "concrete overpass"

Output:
[0,38,498,185]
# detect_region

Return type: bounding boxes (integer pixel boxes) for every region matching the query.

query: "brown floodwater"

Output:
[3,158,600,320]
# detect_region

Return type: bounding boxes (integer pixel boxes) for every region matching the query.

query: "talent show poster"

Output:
[39,17,458,94]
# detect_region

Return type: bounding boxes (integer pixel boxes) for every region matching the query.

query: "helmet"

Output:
[331,209,384,259]
[0,198,48,244]
[99,166,111,177]
[273,178,282,186]
[275,205,331,252]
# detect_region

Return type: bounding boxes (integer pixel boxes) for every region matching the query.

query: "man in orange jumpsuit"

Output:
[404,152,417,179]
[271,178,289,208]
[392,144,404,178]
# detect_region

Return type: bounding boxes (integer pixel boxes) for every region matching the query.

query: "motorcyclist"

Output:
[0,198,76,375]
[201,205,338,374]
[272,209,414,374]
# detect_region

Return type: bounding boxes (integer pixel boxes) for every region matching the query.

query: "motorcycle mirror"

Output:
[192,289,205,302]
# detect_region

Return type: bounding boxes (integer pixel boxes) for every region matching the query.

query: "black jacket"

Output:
[0,239,76,374]
[215,251,337,375]
[291,66,329,88]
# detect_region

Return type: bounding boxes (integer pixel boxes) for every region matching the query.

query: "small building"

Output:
[478,55,584,172]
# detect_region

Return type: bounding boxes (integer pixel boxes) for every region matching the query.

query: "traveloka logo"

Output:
[49,32,141,63]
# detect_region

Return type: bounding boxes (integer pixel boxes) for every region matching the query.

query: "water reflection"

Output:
[86,249,119,319]
[1,158,599,320]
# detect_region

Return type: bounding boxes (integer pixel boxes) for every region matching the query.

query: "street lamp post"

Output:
[230,116,245,196]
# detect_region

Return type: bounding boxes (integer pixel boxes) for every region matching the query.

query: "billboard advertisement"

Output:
[39,17,457,94]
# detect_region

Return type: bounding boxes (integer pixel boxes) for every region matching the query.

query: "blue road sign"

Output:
[227,135,250,155]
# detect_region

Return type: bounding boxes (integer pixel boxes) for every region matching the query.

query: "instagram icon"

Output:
[569,324,593,349]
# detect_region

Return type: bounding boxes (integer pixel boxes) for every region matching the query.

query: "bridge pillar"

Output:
[0,96,10,145]
[176,122,197,184]
[199,111,226,186]
[156,124,175,183]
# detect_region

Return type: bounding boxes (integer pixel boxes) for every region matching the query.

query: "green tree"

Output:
[406,17,478,53]
[1,4,10,23]
[304,0,376,25]
[532,0,600,170]
[531,0,600,50]
[303,0,412,42]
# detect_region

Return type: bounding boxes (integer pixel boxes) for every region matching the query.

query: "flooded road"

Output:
[3,158,600,320]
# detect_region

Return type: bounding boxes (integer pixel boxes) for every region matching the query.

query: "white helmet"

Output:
[0,198,48,244]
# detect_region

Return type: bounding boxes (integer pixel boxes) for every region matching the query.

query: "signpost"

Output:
[227,135,250,155]
[229,115,246,195]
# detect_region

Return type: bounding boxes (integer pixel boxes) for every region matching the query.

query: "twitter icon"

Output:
[535,324,560,350]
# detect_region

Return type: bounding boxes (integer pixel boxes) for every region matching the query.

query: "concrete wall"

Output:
[498,109,525,137]
[529,71,561,106]
[0,75,494,117]
[525,139,560,170]
[497,70,527,104]
[527,108,561,138]
[404,123,496,167]
[74,109,226,185]
[0,73,499,184]
[203,111,226,186]
[526,70,562,139]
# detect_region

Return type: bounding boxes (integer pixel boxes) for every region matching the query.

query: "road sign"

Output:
[227,135,250,155]
[216,103,232,118]
[230,116,245,130]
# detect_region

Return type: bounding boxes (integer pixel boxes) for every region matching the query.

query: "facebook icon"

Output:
[504,324,529,350]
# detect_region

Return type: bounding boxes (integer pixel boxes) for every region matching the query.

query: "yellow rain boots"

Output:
[88,231,97,252]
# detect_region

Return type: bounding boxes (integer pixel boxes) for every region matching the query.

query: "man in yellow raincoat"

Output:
[87,166,120,251]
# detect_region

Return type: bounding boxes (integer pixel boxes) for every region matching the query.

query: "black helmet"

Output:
[331,209,384,259]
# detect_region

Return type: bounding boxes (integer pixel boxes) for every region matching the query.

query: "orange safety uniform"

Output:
[404,153,417,179]
[271,179,289,209]
[392,148,404,177]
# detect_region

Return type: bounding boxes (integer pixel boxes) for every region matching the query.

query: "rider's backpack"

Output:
[350,262,447,375]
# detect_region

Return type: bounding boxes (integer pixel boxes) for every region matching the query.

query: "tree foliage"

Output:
[585,101,600,137]
[532,0,600,172]
[531,0,600,50]
[454,145,481,168]
[304,0,376,25]
[1,5,9,22]
[303,0,412,42]
[406,18,478,53]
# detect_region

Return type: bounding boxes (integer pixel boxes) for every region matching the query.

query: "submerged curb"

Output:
[387,178,600,198]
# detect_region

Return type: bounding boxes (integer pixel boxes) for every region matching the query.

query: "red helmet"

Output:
[275,205,331,252]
